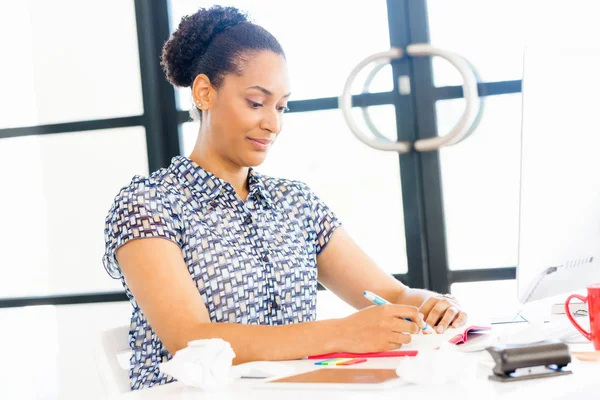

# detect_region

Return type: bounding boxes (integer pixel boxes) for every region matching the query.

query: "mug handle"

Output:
[565,294,592,340]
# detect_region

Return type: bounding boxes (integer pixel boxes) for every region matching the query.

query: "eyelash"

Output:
[247,100,290,113]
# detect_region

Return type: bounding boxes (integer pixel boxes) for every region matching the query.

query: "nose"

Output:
[259,107,282,134]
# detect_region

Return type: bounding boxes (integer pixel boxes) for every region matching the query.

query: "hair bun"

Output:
[161,5,249,87]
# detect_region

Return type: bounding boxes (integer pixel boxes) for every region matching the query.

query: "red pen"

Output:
[308,350,418,359]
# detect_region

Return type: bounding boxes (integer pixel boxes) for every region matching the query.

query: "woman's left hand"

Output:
[419,295,467,334]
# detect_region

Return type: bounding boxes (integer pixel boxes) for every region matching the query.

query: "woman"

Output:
[103,5,467,390]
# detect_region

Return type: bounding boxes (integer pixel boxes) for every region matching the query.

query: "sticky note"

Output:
[315,358,348,365]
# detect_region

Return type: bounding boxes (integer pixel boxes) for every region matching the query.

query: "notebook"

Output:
[260,368,405,390]
[448,325,493,352]
[448,325,492,345]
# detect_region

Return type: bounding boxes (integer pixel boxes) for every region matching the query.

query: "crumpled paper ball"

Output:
[159,338,236,391]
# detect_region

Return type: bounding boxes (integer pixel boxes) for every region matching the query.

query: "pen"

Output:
[363,290,431,332]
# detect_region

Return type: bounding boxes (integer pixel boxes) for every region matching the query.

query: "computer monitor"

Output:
[517,46,600,303]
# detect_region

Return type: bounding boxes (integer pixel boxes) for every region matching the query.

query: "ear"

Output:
[191,74,215,110]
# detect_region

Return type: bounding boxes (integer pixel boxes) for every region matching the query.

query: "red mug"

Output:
[565,283,600,350]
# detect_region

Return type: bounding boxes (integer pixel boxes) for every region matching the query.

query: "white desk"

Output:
[111,327,599,400]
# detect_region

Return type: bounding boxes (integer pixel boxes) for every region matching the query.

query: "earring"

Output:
[196,101,202,108]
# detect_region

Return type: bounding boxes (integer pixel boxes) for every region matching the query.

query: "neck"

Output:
[189,137,249,201]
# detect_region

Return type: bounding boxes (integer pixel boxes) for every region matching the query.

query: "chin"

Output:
[243,153,268,167]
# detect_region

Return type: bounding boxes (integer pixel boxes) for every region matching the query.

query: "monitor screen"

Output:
[517,46,600,303]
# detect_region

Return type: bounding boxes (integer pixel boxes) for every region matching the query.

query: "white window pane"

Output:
[0,0,143,129]
[179,123,198,157]
[316,290,356,320]
[169,0,392,109]
[437,94,522,270]
[451,280,518,321]
[181,106,407,274]
[0,127,149,297]
[427,0,600,85]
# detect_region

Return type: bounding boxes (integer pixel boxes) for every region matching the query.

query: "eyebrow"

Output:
[247,85,291,98]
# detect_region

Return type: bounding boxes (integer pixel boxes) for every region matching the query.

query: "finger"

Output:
[418,297,437,318]
[385,305,425,329]
[437,306,459,333]
[426,300,450,328]
[388,332,412,347]
[385,304,420,320]
[451,312,468,328]
[390,318,421,334]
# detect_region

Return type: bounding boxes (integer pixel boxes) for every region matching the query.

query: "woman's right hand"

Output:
[335,305,426,353]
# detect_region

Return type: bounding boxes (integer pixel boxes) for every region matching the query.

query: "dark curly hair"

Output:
[161,5,285,120]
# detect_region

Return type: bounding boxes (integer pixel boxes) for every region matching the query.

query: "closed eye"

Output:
[247,99,263,109]
[247,99,288,113]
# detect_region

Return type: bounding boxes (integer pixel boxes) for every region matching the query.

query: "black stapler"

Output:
[485,341,572,382]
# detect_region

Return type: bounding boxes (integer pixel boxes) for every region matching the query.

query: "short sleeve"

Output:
[297,182,342,255]
[102,178,183,279]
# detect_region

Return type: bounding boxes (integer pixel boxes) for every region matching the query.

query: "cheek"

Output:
[237,107,263,132]
[213,99,261,136]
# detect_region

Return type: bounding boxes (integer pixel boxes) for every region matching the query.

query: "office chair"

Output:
[95,325,132,395]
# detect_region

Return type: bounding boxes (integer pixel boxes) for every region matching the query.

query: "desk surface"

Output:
[111,327,600,400]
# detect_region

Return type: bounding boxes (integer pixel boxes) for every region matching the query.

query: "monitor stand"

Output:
[551,301,588,315]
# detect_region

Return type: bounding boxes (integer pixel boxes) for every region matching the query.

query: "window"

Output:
[0,0,143,129]
[427,0,600,85]
[169,0,392,110]
[3,0,586,321]
[437,94,522,270]
[0,128,148,297]
[0,0,153,305]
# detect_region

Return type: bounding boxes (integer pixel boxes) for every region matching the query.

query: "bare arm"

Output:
[317,227,467,331]
[116,238,340,364]
[316,227,433,308]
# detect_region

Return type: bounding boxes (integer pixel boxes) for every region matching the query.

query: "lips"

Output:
[247,138,273,145]
[247,137,274,151]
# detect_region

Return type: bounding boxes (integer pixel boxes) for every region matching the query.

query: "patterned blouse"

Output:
[102,155,341,390]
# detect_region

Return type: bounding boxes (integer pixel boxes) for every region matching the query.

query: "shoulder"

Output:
[108,166,184,216]
[103,168,184,279]
[257,173,313,202]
